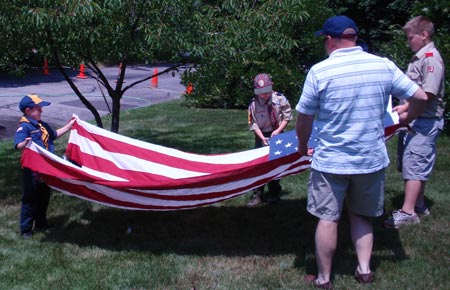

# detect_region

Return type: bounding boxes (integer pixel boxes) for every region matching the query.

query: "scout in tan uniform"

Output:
[385,16,445,228]
[247,73,293,206]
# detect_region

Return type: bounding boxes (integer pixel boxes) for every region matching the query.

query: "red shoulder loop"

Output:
[425,52,433,57]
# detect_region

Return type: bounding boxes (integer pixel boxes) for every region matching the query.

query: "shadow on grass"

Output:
[43,199,314,256]
[41,197,408,276]
[387,192,434,214]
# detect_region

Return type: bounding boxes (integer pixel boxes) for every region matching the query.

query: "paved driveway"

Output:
[0,64,186,140]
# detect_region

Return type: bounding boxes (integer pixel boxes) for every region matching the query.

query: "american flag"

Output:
[21,118,311,211]
[21,106,401,211]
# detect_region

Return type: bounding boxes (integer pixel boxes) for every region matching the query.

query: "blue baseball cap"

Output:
[315,15,358,38]
[19,94,51,113]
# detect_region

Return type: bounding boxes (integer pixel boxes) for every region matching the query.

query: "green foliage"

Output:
[182,0,332,109]
[0,0,196,69]
[0,1,40,73]
[326,0,413,51]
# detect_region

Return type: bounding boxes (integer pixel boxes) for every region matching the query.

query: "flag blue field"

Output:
[268,128,318,161]
[268,130,298,160]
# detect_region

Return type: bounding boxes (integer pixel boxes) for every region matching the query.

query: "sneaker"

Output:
[384,209,420,229]
[415,205,431,217]
[247,196,263,207]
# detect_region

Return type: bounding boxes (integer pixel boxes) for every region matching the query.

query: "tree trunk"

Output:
[110,92,122,133]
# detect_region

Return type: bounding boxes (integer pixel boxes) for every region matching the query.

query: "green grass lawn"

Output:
[1,100,449,290]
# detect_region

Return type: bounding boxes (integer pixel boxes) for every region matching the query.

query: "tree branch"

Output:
[46,30,103,128]
[122,63,188,94]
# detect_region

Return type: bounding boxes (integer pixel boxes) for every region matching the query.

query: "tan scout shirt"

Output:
[248,92,292,132]
[406,41,445,118]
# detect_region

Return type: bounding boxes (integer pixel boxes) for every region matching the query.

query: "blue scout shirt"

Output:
[14,116,57,153]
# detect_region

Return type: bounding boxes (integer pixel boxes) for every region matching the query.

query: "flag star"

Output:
[274,150,282,155]
[285,142,292,148]
[275,139,283,145]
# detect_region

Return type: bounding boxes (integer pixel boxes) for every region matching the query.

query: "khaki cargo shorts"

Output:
[307,168,385,221]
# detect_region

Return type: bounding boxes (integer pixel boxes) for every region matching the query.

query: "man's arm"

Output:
[398,87,428,125]
[296,113,314,156]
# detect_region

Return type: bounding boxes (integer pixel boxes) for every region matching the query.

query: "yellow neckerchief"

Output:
[19,116,50,150]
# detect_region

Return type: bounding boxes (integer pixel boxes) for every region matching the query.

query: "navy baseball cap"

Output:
[19,94,51,113]
[315,15,358,38]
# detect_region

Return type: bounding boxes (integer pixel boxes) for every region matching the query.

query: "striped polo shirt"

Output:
[296,46,419,174]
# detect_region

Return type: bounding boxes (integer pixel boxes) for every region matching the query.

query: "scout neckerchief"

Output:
[252,94,279,131]
[38,122,50,150]
[258,94,279,131]
[19,116,50,150]
[268,102,279,131]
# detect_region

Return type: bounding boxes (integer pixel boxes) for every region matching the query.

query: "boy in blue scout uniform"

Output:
[14,94,75,239]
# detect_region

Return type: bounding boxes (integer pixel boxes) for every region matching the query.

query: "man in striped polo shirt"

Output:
[295,16,428,289]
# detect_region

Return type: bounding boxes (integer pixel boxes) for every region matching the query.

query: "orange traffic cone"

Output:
[43,58,50,75]
[186,82,193,94]
[114,62,126,83]
[151,68,158,88]
[76,64,88,79]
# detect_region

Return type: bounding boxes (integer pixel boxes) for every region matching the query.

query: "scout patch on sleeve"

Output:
[427,66,434,72]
